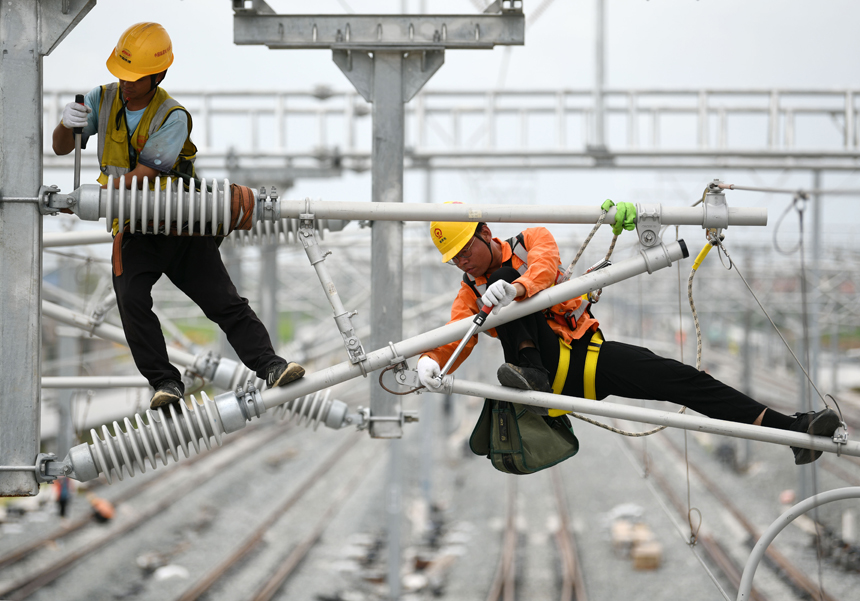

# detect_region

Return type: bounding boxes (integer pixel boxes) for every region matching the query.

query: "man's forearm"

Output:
[52,123,75,155]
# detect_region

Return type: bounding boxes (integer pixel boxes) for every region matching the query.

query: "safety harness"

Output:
[462,233,604,406]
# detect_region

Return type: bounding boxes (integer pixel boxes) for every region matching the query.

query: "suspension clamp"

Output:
[257,186,281,222]
[703,179,729,231]
[635,203,662,248]
[833,422,850,457]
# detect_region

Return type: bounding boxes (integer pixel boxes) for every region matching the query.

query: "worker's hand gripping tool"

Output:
[434,303,494,387]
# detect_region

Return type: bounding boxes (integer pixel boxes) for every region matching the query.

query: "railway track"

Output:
[653,431,842,601]
[485,469,588,601]
[0,420,268,572]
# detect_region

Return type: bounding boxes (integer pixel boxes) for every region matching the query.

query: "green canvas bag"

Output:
[469,399,580,475]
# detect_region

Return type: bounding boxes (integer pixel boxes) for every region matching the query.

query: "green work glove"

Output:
[601,199,636,236]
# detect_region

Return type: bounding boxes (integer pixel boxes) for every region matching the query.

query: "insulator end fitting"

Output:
[215,385,266,433]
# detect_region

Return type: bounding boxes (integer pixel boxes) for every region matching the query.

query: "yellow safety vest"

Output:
[96,83,197,189]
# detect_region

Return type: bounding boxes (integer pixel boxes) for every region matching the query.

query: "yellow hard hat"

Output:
[430,203,478,263]
[106,23,174,81]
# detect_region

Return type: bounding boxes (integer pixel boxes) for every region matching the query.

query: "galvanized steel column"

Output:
[370,52,406,439]
[0,2,43,496]
[0,0,95,496]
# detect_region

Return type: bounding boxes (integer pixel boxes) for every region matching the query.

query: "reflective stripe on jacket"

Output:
[96,83,197,188]
[423,227,599,373]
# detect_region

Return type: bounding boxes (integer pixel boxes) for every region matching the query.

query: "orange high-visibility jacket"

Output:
[423,227,599,373]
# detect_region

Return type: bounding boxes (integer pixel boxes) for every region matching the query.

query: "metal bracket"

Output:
[37,184,74,216]
[635,203,662,248]
[703,179,729,231]
[833,423,850,457]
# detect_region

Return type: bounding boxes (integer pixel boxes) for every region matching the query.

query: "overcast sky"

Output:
[42,0,860,249]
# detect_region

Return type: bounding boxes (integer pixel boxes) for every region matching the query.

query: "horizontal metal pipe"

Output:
[43,230,113,248]
[41,376,150,389]
[448,379,860,458]
[278,200,767,226]
[261,242,687,412]
[41,300,198,369]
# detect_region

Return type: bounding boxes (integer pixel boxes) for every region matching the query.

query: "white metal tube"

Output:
[41,376,150,388]
[43,230,113,247]
[261,242,687,411]
[737,487,860,601]
[446,378,860,459]
[41,300,198,368]
[277,200,768,226]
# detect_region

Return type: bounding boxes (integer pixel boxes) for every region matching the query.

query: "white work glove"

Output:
[417,356,443,390]
[481,280,518,315]
[62,101,91,130]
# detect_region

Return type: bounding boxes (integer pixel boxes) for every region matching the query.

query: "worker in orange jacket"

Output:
[416,208,840,465]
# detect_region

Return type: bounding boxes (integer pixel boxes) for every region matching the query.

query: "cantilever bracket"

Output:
[298,213,369,376]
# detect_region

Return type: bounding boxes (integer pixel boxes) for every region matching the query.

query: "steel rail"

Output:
[660,434,839,601]
[176,431,363,601]
[485,477,518,601]
[737,488,860,601]
[632,443,770,601]
[551,468,588,601]
[0,422,269,572]
[249,447,372,601]
[0,423,286,600]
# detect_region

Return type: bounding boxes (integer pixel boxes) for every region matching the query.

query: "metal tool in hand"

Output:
[73,94,84,190]
[435,303,493,386]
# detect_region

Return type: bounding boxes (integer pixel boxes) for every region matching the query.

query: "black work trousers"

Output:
[112,234,282,387]
[488,267,767,424]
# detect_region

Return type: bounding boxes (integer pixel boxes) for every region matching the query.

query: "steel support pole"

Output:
[370,51,406,439]
[0,4,45,496]
[593,0,606,149]
[0,0,95,496]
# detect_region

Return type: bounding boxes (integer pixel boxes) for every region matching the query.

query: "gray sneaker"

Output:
[266,361,305,389]
[789,408,841,465]
[150,380,184,409]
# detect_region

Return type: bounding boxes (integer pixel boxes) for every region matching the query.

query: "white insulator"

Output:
[275,389,333,431]
[87,392,224,484]
[102,176,232,236]
[225,217,312,247]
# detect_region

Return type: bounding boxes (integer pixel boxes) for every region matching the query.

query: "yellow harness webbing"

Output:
[547,329,603,417]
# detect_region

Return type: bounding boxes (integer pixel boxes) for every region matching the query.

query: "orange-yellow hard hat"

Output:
[106,23,174,81]
[430,203,478,263]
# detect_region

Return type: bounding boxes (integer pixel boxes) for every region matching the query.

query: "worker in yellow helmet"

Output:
[417,205,841,465]
[51,23,304,409]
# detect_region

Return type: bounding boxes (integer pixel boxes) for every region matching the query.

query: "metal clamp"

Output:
[703,179,729,230]
[0,453,72,483]
[257,185,281,222]
[833,423,850,457]
[635,203,662,248]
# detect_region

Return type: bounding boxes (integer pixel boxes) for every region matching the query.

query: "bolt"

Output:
[641,231,656,245]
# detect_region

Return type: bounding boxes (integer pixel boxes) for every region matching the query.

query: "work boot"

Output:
[266,361,305,389]
[150,380,184,410]
[497,363,552,393]
[788,408,841,465]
